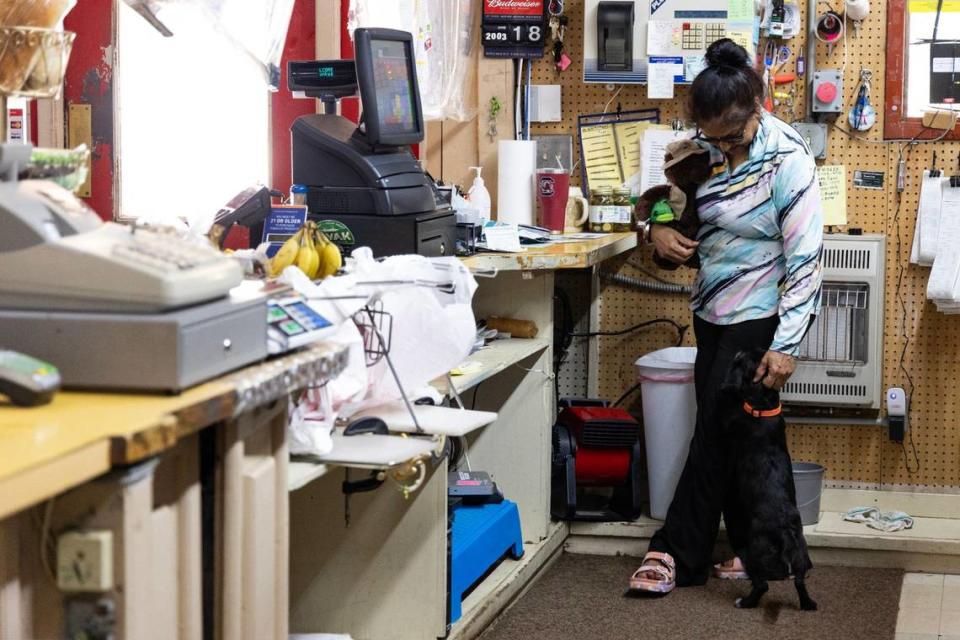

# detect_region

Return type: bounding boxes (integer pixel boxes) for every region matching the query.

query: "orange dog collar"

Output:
[743,401,782,418]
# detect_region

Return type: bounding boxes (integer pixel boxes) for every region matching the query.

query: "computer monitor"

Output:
[353,28,424,147]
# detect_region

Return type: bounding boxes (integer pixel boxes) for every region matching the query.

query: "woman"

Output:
[628,38,823,593]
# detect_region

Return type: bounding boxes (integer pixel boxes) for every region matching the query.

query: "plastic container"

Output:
[793,462,825,526]
[467,166,491,222]
[635,347,698,520]
[290,183,308,206]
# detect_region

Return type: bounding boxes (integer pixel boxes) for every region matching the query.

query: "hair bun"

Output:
[705,38,750,72]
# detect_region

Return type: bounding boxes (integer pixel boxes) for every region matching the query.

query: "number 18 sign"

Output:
[482,0,546,59]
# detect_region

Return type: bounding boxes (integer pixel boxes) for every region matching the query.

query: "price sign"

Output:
[482,0,546,59]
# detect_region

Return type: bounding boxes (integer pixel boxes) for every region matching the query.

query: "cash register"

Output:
[0,144,267,392]
[289,28,456,258]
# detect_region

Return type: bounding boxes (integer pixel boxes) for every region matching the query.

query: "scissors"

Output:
[772,45,792,75]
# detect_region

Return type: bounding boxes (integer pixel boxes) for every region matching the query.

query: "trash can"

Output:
[793,462,825,526]
[635,347,697,520]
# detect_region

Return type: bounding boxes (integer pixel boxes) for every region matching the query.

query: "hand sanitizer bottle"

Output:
[467,166,491,223]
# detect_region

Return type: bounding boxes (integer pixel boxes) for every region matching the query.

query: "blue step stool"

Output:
[449,500,524,623]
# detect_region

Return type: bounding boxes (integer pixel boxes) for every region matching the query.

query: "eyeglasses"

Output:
[695,113,759,145]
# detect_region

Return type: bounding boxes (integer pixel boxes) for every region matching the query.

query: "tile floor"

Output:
[896,573,960,640]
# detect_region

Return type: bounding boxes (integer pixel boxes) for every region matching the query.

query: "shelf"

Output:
[287,430,438,492]
[353,402,498,436]
[288,460,335,492]
[432,338,550,397]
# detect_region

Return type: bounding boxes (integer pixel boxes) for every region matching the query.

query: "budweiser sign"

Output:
[484,0,543,17]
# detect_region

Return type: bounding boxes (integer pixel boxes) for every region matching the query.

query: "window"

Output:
[886,0,960,139]
[116,1,271,224]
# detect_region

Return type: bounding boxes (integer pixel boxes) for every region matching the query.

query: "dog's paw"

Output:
[735,597,743,609]
[801,599,818,611]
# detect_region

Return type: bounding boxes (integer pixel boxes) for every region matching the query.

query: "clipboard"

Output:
[577,108,660,197]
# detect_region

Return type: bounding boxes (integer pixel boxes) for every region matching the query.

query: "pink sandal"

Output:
[713,556,749,580]
[629,551,676,593]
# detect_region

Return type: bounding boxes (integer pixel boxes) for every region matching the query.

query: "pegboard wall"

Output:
[525,0,960,489]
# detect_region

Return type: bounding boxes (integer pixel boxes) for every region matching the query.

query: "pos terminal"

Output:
[289,28,456,258]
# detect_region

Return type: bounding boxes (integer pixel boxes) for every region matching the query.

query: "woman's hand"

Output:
[650,225,698,264]
[753,350,796,390]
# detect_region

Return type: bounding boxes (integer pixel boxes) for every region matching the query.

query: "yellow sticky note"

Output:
[727,29,751,50]
[817,165,847,227]
[909,0,960,11]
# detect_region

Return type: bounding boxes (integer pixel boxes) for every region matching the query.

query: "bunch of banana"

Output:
[267,221,343,280]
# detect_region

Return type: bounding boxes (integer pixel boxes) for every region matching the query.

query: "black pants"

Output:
[647,314,779,586]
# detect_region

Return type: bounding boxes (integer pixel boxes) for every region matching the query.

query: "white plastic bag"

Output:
[143,0,296,90]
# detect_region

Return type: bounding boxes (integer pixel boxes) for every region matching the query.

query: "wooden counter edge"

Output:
[460,232,638,272]
[0,439,111,521]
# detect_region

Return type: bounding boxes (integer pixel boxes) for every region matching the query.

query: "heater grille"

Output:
[797,283,869,364]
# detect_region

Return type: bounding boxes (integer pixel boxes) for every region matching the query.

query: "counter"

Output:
[0,342,348,520]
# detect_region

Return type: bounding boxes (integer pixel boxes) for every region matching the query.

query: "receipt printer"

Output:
[597,1,634,72]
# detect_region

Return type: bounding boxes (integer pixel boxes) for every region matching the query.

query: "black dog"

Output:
[721,348,817,611]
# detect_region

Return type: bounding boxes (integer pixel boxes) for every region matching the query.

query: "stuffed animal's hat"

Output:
[663,139,708,171]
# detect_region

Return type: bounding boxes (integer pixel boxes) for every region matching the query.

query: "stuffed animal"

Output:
[635,139,713,270]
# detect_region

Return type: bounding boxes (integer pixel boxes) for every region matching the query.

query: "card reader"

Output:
[0,350,61,407]
[448,471,503,505]
[267,295,337,355]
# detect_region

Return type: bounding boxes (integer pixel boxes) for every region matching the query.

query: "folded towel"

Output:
[843,506,914,533]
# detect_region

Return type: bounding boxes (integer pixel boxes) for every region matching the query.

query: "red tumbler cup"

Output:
[536,168,570,233]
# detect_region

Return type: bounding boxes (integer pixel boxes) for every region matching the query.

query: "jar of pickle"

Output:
[589,186,633,232]
[588,186,613,233]
[610,188,634,232]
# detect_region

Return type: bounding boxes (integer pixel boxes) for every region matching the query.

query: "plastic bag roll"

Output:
[497,140,537,226]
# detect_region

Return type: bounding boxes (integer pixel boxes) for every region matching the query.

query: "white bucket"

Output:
[635,347,698,520]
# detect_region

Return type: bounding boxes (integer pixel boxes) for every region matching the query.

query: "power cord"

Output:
[890,154,922,476]
[569,318,689,341]
[608,321,689,407]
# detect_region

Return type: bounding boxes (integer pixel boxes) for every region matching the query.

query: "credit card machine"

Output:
[267,295,337,354]
[0,350,61,406]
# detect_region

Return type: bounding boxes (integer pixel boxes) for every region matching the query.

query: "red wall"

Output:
[64,0,114,221]
[272,1,318,195]
[63,0,318,220]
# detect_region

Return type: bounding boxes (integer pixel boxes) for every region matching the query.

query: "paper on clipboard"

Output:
[581,123,622,189]
[615,121,657,188]
[639,128,689,195]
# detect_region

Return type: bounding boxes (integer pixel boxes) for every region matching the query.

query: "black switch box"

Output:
[598,1,635,72]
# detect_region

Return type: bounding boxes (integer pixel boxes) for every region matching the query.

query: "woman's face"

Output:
[697,109,761,154]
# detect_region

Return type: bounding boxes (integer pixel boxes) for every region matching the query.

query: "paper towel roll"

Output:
[497,140,537,226]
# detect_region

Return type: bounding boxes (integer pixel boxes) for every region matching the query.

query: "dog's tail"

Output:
[783,529,814,578]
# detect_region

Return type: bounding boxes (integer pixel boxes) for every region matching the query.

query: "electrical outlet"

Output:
[792,122,828,159]
[885,387,908,443]
[57,530,114,593]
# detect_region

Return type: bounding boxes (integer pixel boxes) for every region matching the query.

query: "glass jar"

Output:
[588,186,614,233]
[611,188,634,232]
